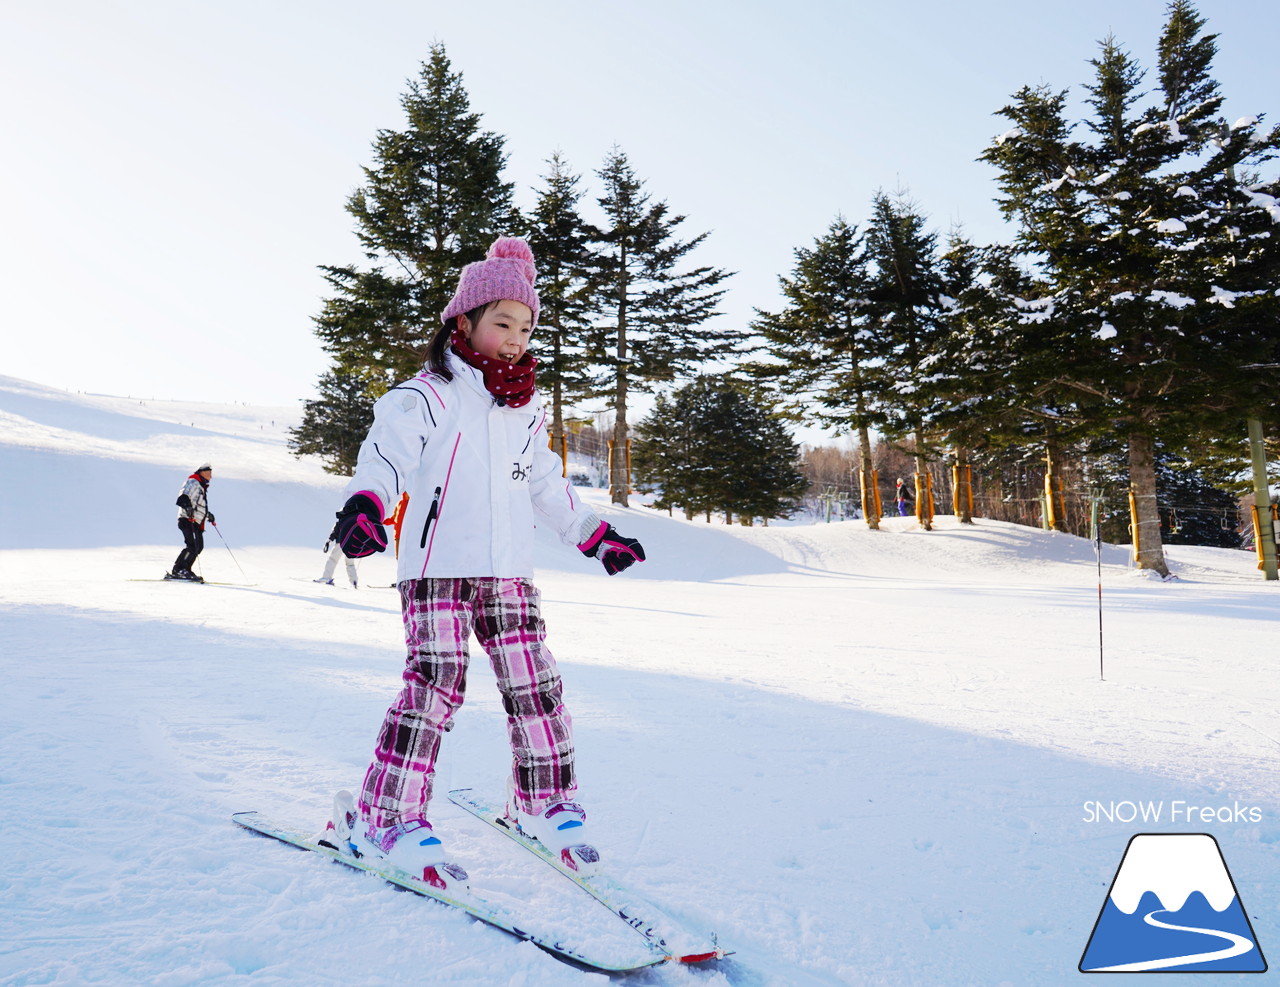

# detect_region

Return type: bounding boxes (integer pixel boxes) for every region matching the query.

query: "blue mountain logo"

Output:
[1080,833,1266,973]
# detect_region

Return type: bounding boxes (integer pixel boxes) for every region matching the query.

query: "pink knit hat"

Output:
[440,237,540,328]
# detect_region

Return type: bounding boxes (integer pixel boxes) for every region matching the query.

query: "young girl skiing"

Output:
[329,237,644,889]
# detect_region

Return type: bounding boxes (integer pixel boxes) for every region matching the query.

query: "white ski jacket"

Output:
[345,352,601,582]
[176,475,210,525]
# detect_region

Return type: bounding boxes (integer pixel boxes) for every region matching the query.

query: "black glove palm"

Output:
[334,493,388,558]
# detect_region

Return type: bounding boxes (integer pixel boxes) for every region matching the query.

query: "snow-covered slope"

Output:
[3,377,1278,986]
[0,375,346,550]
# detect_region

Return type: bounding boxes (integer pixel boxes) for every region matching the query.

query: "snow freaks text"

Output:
[1082,801,1263,825]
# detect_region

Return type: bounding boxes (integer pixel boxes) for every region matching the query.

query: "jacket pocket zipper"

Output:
[419,487,442,549]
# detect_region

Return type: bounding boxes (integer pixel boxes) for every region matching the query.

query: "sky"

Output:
[2,0,1277,412]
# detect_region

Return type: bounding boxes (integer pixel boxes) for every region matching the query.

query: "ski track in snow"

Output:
[2,375,1279,986]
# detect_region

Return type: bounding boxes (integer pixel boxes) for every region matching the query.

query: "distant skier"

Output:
[314,524,358,588]
[328,237,645,890]
[170,463,214,581]
[895,477,912,517]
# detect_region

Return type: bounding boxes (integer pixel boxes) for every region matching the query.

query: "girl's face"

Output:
[460,301,534,363]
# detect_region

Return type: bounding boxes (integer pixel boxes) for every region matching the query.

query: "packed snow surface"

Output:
[3,375,1279,986]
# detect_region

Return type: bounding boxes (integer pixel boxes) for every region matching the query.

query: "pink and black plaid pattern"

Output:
[359,577,576,828]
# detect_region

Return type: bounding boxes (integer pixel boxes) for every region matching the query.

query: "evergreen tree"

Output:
[633,376,805,523]
[295,44,519,467]
[746,217,887,527]
[1181,421,1280,494]
[728,387,810,523]
[861,191,950,529]
[928,236,1045,452]
[630,388,712,519]
[928,232,1086,529]
[310,267,418,390]
[927,230,995,524]
[1156,454,1243,549]
[980,2,1280,576]
[591,148,734,506]
[340,44,520,368]
[526,152,596,462]
[288,371,376,475]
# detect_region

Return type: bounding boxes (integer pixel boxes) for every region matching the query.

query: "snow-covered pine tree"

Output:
[527,152,597,468]
[862,191,949,530]
[1155,454,1244,549]
[928,232,1087,530]
[297,44,519,468]
[980,2,1280,576]
[746,217,887,528]
[932,232,981,523]
[932,231,994,525]
[1179,424,1280,495]
[591,148,734,506]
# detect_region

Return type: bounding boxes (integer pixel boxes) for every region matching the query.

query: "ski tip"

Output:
[672,947,730,964]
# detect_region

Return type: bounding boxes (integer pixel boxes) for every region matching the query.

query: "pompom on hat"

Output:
[440,237,540,328]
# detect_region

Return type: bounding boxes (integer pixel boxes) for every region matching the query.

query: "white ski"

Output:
[231,809,663,972]
[447,788,728,964]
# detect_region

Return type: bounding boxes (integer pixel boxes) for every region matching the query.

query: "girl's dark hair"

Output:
[424,302,494,379]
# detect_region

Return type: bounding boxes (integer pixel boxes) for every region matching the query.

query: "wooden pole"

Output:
[1128,489,1139,566]
[915,472,934,528]
[1247,418,1278,580]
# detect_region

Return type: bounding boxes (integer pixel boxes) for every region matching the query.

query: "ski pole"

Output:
[210,522,249,581]
[1089,489,1106,682]
[1095,525,1105,682]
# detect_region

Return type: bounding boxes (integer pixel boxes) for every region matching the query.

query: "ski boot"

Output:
[324,791,468,892]
[507,779,600,876]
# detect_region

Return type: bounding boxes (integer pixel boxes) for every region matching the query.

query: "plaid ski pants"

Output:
[359,577,576,828]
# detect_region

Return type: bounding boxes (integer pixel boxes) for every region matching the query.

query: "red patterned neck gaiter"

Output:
[450,327,537,408]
